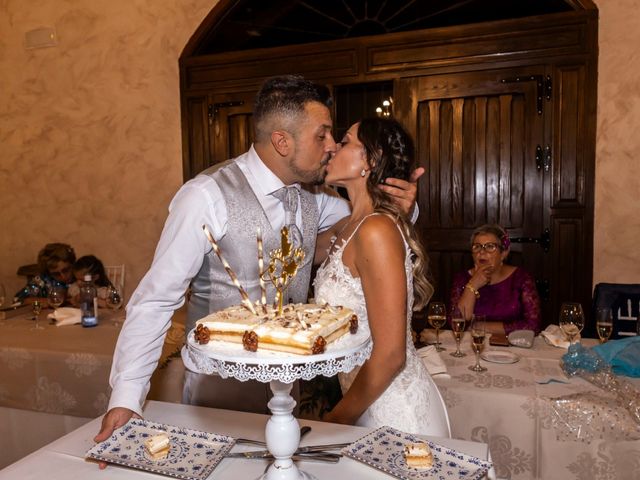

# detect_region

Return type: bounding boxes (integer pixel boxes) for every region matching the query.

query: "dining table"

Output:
[0,399,494,479]
[426,330,640,480]
[0,306,185,469]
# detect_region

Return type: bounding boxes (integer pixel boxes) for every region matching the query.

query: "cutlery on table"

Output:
[226,451,341,463]
[235,425,311,447]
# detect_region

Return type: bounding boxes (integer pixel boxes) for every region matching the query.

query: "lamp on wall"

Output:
[375,97,393,117]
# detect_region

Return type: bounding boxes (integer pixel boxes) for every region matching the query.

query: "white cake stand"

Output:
[187,327,372,480]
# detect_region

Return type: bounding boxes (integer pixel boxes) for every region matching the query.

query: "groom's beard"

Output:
[289,153,331,186]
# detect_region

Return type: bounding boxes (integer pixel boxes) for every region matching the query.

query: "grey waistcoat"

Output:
[186,161,320,334]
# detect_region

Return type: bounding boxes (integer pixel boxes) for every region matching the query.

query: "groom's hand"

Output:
[380,167,425,216]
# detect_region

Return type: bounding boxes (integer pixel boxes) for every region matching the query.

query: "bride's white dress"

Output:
[314,215,451,437]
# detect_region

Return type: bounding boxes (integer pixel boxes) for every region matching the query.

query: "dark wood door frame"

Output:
[179,9,598,331]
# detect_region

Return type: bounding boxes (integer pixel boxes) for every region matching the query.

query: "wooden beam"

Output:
[562,0,598,10]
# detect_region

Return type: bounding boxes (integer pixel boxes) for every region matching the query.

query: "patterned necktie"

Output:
[273,186,303,247]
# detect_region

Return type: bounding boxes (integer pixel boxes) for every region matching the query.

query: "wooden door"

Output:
[182,90,255,180]
[395,67,553,322]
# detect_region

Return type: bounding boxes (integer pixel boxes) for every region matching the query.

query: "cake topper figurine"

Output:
[266,226,305,315]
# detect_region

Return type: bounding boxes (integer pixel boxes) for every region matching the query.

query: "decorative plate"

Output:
[342,426,492,480]
[86,419,235,480]
[481,350,520,364]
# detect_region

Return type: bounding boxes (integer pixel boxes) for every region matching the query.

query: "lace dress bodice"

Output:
[313,215,450,436]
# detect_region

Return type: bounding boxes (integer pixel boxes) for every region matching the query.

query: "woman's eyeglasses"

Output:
[471,242,500,253]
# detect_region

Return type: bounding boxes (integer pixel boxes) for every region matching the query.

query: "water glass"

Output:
[48,286,66,309]
[106,284,124,327]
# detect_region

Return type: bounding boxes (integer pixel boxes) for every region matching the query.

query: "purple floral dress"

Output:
[449,267,542,334]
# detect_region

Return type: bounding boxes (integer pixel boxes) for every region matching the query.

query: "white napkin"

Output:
[540,324,580,349]
[47,307,81,327]
[417,345,451,379]
[419,328,437,345]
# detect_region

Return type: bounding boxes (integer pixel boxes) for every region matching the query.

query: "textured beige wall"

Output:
[0,0,638,302]
[0,0,214,298]
[594,0,640,284]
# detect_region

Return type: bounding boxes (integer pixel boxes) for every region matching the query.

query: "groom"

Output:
[95,75,422,452]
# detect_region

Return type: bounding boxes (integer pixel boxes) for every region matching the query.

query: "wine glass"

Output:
[28,284,45,330]
[559,302,584,355]
[48,286,66,310]
[450,305,467,357]
[31,299,44,330]
[427,302,447,352]
[468,315,487,372]
[595,307,613,344]
[105,284,124,327]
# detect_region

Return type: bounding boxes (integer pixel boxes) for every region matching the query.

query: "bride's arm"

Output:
[323,216,407,425]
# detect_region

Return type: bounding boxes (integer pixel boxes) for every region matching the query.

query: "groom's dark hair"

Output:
[253,75,333,142]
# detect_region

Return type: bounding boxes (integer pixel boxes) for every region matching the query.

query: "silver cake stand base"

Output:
[187,327,372,480]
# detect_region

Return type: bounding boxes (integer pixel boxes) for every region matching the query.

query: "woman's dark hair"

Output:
[73,255,111,287]
[356,117,433,310]
[37,243,76,275]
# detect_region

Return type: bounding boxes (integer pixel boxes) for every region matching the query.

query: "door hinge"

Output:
[208,101,245,125]
[501,75,552,115]
[510,228,551,253]
[535,145,552,172]
[535,279,550,301]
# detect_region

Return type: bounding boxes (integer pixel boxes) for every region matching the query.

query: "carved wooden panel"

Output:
[550,216,585,314]
[182,95,212,180]
[552,64,587,207]
[398,70,549,316]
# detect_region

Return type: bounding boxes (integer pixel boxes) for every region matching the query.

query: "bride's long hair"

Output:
[357,117,434,311]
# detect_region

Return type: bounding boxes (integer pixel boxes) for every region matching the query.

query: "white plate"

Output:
[342,426,492,480]
[480,350,520,364]
[86,419,235,480]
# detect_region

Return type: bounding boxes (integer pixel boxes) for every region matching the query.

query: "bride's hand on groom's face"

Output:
[379,167,425,216]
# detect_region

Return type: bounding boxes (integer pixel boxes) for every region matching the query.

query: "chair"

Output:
[591,283,640,339]
[105,264,126,293]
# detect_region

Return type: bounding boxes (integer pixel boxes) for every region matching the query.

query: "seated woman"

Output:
[314,117,450,437]
[14,243,76,303]
[450,224,542,336]
[67,255,112,307]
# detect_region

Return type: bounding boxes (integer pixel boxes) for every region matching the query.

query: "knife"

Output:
[227,443,349,458]
[226,451,341,463]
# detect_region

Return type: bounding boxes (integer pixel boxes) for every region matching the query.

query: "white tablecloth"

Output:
[428,332,640,480]
[0,400,493,479]
[0,308,186,468]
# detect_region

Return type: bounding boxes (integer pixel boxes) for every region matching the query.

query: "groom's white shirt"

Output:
[108,145,350,415]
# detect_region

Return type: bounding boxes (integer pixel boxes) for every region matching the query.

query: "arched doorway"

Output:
[179,0,599,334]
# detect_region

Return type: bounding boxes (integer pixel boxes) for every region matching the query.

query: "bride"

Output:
[314,117,450,437]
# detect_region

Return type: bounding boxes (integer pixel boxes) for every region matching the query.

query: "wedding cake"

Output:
[194,302,358,355]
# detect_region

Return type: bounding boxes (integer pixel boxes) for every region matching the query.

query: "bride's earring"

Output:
[360,169,366,177]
